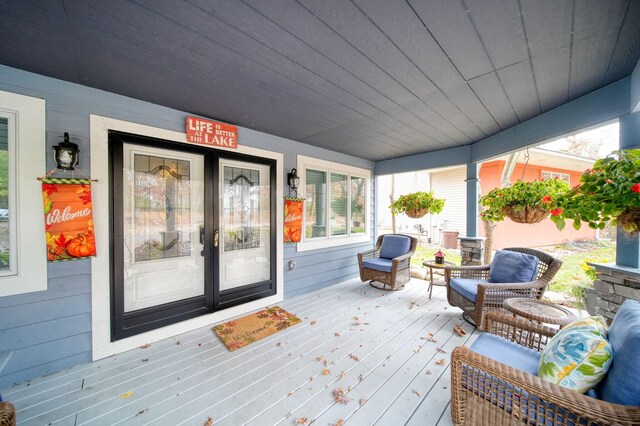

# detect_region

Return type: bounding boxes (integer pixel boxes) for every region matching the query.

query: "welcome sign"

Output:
[42,179,96,262]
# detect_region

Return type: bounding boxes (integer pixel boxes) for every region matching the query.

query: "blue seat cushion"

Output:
[489,250,539,283]
[597,299,640,405]
[362,258,393,273]
[449,278,491,303]
[379,235,411,260]
[470,333,541,376]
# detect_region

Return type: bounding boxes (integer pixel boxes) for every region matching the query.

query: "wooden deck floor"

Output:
[2,278,479,425]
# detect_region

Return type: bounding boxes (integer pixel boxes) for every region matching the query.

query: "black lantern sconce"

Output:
[287,168,300,192]
[53,132,80,170]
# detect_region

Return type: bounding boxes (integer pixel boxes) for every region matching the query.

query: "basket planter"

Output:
[405,208,428,218]
[617,207,640,234]
[501,205,549,224]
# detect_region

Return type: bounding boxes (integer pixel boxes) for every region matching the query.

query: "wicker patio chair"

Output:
[0,402,16,426]
[444,247,562,328]
[357,234,418,290]
[450,311,640,425]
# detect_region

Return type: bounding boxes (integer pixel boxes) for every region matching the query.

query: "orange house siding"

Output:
[478,160,596,249]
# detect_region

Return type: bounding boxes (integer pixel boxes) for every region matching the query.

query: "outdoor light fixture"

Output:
[287,168,300,191]
[53,132,79,170]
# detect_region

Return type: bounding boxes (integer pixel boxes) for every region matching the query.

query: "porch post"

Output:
[465,162,479,237]
[616,112,640,268]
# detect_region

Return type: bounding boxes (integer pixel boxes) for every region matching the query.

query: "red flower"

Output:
[632,183,640,193]
[551,208,564,216]
[497,193,503,197]
[541,195,552,204]
[605,179,613,184]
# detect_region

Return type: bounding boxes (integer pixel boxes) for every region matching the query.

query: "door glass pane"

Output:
[0,117,8,272]
[123,144,205,312]
[220,160,270,291]
[351,176,365,234]
[330,173,347,236]
[305,169,327,239]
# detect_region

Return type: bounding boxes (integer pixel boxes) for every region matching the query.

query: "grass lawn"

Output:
[410,239,616,307]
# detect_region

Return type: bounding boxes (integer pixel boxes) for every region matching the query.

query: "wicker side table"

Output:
[503,298,577,328]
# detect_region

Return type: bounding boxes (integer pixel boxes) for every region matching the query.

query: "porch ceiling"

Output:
[1,1,639,161]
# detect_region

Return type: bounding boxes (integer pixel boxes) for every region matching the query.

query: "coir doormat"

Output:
[213,306,301,351]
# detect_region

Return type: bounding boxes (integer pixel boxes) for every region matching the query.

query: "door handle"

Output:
[213,229,219,248]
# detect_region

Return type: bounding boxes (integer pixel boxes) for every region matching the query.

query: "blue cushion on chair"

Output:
[470,333,541,376]
[379,235,411,260]
[449,278,491,303]
[362,258,393,273]
[597,299,640,405]
[489,250,539,283]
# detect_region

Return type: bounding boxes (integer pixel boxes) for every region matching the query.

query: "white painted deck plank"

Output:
[1,279,480,426]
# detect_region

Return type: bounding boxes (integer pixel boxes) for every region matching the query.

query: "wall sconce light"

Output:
[287,168,300,191]
[53,132,79,170]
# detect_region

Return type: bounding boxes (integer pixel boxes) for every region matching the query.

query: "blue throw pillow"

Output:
[379,235,411,260]
[489,250,539,283]
[597,299,640,405]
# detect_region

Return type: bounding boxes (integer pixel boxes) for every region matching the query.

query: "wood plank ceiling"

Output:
[1,0,639,161]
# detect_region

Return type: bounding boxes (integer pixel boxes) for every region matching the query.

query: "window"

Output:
[298,155,370,251]
[0,90,46,297]
[541,171,570,184]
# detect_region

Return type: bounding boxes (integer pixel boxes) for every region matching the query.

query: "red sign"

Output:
[42,179,96,262]
[185,116,238,149]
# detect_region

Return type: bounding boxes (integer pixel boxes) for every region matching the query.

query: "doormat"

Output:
[213,306,301,351]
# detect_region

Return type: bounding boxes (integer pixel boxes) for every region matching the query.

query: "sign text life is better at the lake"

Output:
[185,116,238,149]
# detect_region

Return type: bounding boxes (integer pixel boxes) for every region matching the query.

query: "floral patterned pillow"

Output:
[538,316,613,394]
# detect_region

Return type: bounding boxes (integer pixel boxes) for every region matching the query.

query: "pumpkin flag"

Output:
[42,178,96,262]
[284,197,304,243]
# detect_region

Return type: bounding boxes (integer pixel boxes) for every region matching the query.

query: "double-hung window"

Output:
[297,155,370,251]
[0,91,47,297]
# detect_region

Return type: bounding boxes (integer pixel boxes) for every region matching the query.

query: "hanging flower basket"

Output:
[389,191,445,218]
[405,208,429,219]
[501,205,549,224]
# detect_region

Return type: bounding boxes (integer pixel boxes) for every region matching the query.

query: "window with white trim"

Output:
[541,171,570,184]
[0,91,47,297]
[297,155,370,251]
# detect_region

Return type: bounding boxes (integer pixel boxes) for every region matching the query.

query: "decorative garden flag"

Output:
[284,197,304,243]
[42,178,96,261]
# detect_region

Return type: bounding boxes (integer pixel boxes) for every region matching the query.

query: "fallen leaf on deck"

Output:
[453,325,467,336]
[175,341,181,345]
[426,336,437,342]
[120,391,134,399]
[139,343,150,349]
[349,354,359,361]
[426,370,432,375]
[408,302,416,309]
[332,419,344,426]
[334,332,341,337]
[332,388,351,405]
[436,347,447,353]
[324,360,328,366]
[141,358,149,362]
[359,398,367,405]
[322,369,331,375]
[359,374,364,382]
[412,389,421,397]
[295,417,308,425]
[277,342,282,347]
[436,358,445,365]
[204,417,213,426]
[136,409,148,416]
[285,412,292,418]
[316,355,324,362]
[338,371,346,380]
[310,321,317,325]
[353,316,359,321]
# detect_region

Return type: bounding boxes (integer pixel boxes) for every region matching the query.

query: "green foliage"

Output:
[550,149,640,233]
[479,179,571,222]
[389,191,445,216]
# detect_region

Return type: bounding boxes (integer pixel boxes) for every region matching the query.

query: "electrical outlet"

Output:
[288,260,296,270]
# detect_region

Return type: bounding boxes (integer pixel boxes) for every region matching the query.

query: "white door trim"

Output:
[90,115,284,360]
